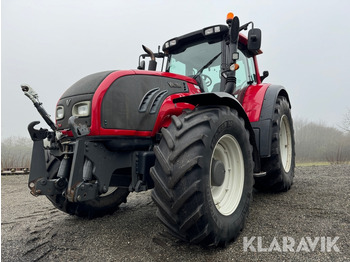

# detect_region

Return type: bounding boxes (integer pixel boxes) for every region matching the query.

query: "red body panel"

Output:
[89,70,199,137]
[241,83,270,122]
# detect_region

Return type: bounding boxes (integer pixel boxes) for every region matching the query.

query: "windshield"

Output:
[167,41,222,92]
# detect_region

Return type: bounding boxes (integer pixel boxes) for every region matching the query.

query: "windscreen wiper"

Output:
[193,52,222,79]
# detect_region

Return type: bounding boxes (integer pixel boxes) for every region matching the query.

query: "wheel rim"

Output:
[210,134,244,216]
[279,115,292,172]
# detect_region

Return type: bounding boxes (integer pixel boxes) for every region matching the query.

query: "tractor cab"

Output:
[139,13,263,98]
[163,24,263,96]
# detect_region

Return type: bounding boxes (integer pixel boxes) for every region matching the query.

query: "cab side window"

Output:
[247,56,257,84]
[235,51,249,91]
[235,50,257,91]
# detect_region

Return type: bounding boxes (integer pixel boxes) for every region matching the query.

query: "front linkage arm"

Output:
[21,84,57,132]
[21,84,66,196]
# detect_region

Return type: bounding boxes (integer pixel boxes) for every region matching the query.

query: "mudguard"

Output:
[250,85,291,157]
[174,92,261,173]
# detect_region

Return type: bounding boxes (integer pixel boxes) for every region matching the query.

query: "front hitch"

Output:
[27,124,66,196]
[28,121,50,141]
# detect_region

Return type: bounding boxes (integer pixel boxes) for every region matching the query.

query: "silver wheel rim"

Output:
[210,134,244,216]
[280,115,292,172]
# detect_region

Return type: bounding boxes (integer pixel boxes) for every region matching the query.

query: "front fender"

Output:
[174,92,261,173]
[250,85,291,157]
[259,85,291,121]
[174,92,248,118]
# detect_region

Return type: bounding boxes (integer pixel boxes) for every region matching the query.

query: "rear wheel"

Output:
[151,106,254,246]
[46,156,129,218]
[254,96,295,192]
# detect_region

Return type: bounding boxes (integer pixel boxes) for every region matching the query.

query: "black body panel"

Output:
[101,75,188,131]
[56,71,115,130]
[60,71,114,98]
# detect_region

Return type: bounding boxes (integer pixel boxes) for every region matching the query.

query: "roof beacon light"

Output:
[226,12,234,24]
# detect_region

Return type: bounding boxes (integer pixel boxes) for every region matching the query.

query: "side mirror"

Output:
[260,70,269,82]
[248,28,262,51]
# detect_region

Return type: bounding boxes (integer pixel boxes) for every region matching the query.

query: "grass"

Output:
[296,162,330,167]
[296,161,350,167]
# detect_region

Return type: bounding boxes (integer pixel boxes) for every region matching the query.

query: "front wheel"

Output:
[151,106,254,246]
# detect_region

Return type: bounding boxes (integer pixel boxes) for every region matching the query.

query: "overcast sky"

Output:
[2,0,350,139]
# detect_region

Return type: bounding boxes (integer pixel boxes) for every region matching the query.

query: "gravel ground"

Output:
[2,165,350,262]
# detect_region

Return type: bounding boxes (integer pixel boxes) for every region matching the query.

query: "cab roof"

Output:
[162,24,262,57]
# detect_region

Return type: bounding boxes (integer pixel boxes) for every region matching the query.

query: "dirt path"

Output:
[2,165,350,261]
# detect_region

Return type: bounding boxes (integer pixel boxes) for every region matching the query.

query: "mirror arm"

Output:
[137,55,146,70]
[239,21,254,31]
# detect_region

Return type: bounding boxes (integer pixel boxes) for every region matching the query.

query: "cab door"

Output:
[233,49,258,103]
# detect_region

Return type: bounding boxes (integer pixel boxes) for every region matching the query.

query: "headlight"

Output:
[72,101,91,117]
[204,26,221,36]
[56,106,64,120]
[169,39,177,47]
[164,39,177,49]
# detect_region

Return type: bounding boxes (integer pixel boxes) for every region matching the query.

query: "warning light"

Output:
[226,12,234,24]
[230,63,239,71]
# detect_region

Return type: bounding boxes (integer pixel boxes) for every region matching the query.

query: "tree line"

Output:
[294,118,350,163]
[1,118,350,169]
[1,136,32,168]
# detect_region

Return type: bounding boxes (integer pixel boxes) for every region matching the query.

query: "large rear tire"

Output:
[254,96,295,192]
[45,156,129,218]
[151,106,254,246]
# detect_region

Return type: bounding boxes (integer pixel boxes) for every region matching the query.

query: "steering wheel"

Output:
[201,74,212,87]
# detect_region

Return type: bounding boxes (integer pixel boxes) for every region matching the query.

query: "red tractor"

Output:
[22,13,295,247]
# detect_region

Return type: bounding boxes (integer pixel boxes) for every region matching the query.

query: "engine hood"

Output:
[56,70,197,135]
[60,71,115,99]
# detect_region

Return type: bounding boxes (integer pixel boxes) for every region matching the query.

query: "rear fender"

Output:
[174,92,261,173]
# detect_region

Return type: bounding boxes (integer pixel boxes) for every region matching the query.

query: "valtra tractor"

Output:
[22,12,295,246]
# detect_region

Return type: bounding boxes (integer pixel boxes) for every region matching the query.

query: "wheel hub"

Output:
[211,159,225,187]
